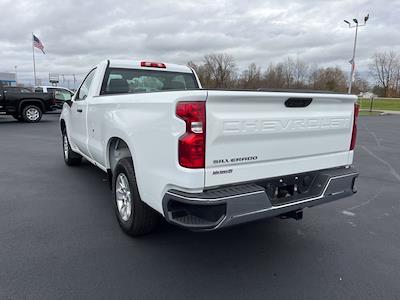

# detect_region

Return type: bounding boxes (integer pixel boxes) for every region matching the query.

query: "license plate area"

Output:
[255,171,328,206]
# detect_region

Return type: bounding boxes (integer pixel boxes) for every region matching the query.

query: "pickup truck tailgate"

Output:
[205,91,357,187]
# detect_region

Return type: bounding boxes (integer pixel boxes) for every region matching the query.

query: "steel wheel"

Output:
[113,157,158,235]
[116,173,132,222]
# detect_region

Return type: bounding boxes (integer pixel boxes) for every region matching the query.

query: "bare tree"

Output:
[278,56,309,88]
[282,57,295,88]
[393,67,400,96]
[292,57,308,88]
[262,63,285,88]
[187,61,199,74]
[369,51,399,97]
[187,61,212,88]
[203,53,237,88]
[308,63,320,89]
[239,63,262,89]
[188,54,237,88]
[352,72,370,95]
[309,67,347,92]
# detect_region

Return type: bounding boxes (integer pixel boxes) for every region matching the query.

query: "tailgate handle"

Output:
[285,98,312,108]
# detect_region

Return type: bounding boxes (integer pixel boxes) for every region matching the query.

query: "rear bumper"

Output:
[162,166,358,230]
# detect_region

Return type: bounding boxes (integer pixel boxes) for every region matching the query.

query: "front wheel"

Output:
[62,131,82,166]
[22,105,42,123]
[113,158,159,236]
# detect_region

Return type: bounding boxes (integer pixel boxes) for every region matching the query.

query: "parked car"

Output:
[60,59,359,236]
[0,86,56,122]
[35,86,75,109]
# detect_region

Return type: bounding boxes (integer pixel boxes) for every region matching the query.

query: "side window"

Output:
[76,69,96,100]
[35,87,43,92]
[55,90,72,101]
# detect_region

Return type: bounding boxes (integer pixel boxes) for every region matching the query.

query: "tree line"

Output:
[188,51,399,97]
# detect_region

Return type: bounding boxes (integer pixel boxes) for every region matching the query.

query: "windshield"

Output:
[101,68,198,95]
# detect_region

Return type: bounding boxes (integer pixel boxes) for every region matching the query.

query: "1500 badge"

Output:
[213,156,258,165]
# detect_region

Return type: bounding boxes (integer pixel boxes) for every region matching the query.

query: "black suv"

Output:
[0,86,55,122]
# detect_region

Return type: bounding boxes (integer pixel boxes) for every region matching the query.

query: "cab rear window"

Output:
[100,68,198,95]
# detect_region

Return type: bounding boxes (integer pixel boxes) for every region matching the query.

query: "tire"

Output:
[113,157,158,236]
[62,131,82,166]
[22,105,42,123]
[12,115,24,121]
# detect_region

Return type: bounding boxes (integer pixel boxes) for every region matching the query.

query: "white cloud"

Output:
[0,0,398,87]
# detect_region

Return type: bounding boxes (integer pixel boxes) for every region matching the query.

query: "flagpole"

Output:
[32,33,37,86]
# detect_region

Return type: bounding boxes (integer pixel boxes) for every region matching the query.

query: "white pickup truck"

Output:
[60,59,359,236]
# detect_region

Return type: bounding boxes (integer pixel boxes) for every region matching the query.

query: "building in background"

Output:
[49,73,60,86]
[0,72,16,86]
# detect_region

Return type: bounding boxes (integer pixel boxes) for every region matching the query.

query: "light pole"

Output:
[344,14,369,94]
[14,65,18,86]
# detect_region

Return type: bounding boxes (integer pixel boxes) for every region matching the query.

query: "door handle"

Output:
[77,109,83,113]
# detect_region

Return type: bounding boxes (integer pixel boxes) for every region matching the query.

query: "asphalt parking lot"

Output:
[1,114,400,299]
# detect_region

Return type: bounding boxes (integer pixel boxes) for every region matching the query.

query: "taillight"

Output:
[176,101,206,168]
[350,103,360,150]
[140,61,166,68]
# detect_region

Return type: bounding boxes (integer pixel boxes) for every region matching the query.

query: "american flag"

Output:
[33,34,45,54]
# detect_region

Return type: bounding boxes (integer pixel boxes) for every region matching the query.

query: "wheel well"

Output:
[108,138,132,173]
[19,100,44,113]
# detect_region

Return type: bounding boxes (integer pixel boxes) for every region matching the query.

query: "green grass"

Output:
[359,98,400,111]
[359,110,382,116]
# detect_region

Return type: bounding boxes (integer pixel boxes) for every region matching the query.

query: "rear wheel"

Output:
[22,105,42,123]
[113,158,158,236]
[62,131,82,166]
